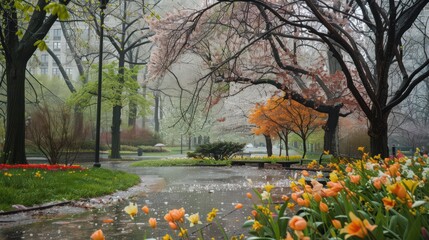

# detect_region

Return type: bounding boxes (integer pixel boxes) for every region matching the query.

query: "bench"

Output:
[231,160,300,169]
[232,152,252,158]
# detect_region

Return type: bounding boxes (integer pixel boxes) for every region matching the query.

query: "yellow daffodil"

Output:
[187,213,202,227]
[207,208,218,222]
[264,182,274,192]
[162,234,173,240]
[124,202,138,220]
[357,146,365,152]
[178,227,188,237]
[330,172,339,182]
[323,150,330,155]
[252,220,263,231]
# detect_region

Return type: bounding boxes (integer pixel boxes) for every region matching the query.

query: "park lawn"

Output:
[131,158,231,167]
[0,168,140,211]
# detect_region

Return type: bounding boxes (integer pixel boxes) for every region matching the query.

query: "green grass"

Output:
[0,168,140,211]
[131,158,231,167]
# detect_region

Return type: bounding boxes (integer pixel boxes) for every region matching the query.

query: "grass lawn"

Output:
[0,168,140,211]
[131,158,231,167]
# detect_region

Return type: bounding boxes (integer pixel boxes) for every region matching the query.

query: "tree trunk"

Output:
[128,101,137,127]
[323,107,340,156]
[110,105,122,159]
[110,55,125,159]
[154,91,160,133]
[284,132,289,157]
[3,61,27,164]
[264,134,273,157]
[302,138,307,159]
[368,114,389,158]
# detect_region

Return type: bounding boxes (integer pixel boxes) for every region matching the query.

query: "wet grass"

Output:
[131,158,231,167]
[0,168,140,211]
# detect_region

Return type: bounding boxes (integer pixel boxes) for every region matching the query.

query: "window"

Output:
[52,68,60,75]
[53,29,62,40]
[40,68,48,75]
[66,68,73,77]
[53,42,61,50]
[40,54,48,66]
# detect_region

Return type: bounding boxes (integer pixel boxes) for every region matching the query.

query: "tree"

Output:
[149,0,429,157]
[250,96,326,158]
[147,1,355,157]
[26,104,87,165]
[0,0,70,164]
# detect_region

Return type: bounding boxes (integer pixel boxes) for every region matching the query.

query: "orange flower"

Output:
[102,218,114,224]
[388,182,407,199]
[319,202,329,213]
[281,195,290,201]
[251,210,258,217]
[90,229,105,240]
[345,166,353,173]
[332,219,342,229]
[382,197,396,210]
[340,212,377,239]
[289,216,307,231]
[168,221,178,230]
[246,192,253,199]
[142,205,149,214]
[149,218,157,229]
[313,193,322,202]
[297,198,310,207]
[373,178,382,190]
[164,212,173,222]
[168,208,185,222]
[349,175,361,184]
[321,188,338,197]
[235,203,243,209]
[301,170,310,177]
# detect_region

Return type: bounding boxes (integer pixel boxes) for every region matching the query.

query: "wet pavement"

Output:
[0,162,299,239]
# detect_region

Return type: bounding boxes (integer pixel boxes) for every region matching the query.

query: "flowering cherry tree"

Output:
[147,2,357,156]
[148,0,429,157]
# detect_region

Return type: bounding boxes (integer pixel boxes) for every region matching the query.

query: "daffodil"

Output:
[162,234,173,240]
[178,227,188,237]
[264,182,274,192]
[340,212,377,239]
[187,213,202,227]
[261,191,270,200]
[252,220,263,231]
[206,208,218,222]
[124,202,138,220]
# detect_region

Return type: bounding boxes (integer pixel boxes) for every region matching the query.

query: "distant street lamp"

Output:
[94,0,109,168]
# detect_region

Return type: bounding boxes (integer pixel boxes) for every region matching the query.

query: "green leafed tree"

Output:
[68,62,151,155]
[0,0,70,164]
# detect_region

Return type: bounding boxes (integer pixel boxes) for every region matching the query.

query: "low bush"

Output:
[192,141,246,160]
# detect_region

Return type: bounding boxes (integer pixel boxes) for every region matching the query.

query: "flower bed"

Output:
[0,164,85,171]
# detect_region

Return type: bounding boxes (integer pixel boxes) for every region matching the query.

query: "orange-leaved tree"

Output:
[250,96,326,159]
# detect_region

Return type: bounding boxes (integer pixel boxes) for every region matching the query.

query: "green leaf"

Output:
[43,2,69,20]
[242,219,255,228]
[33,40,48,51]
